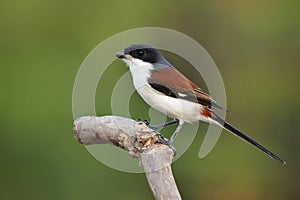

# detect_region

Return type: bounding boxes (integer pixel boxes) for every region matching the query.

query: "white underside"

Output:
[123,57,211,124]
[137,85,209,123]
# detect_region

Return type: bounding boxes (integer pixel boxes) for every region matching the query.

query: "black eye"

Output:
[136,49,145,57]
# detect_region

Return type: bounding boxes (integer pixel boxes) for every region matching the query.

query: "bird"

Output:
[115,44,286,164]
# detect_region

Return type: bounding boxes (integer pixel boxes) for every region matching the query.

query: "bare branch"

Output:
[73,116,181,200]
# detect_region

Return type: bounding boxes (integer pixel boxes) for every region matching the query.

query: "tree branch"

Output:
[73,116,181,200]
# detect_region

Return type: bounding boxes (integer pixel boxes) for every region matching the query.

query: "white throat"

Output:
[122,58,154,89]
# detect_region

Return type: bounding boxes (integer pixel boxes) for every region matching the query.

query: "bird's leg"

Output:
[168,120,184,143]
[156,120,184,156]
[136,118,180,156]
[156,133,177,156]
[149,118,179,130]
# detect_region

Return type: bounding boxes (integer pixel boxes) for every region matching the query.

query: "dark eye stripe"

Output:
[124,45,171,66]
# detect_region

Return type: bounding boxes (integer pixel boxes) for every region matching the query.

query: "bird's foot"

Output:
[136,119,177,156]
[136,118,179,131]
[156,133,176,157]
[136,119,161,130]
[136,118,150,126]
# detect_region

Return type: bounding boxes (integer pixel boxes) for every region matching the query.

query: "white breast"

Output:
[127,58,154,90]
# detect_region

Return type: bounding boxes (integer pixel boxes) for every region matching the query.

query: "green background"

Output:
[1,0,299,199]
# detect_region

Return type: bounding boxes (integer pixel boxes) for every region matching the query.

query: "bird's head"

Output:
[115,44,171,68]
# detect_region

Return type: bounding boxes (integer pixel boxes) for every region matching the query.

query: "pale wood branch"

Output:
[73,116,181,200]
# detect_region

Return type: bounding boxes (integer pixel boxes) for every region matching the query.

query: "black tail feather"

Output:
[212,114,286,165]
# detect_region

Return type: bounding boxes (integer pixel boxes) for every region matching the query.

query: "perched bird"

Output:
[115,44,285,164]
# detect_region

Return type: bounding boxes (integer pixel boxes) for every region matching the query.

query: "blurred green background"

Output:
[1,0,299,199]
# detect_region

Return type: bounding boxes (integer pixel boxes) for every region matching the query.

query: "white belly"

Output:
[136,84,208,123]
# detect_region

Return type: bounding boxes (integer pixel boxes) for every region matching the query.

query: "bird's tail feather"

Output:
[211,112,286,165]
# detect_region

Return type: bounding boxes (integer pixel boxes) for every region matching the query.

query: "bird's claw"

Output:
[156,133,177,157]
[136,119,177,156]
[136,118,150,126]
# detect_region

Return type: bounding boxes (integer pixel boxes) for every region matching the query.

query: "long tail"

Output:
[211,112,286,165]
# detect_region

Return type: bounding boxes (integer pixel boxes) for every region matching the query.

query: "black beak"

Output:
[115,50,125,59]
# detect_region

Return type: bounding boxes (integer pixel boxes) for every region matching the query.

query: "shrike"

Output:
[115,44,285,164]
